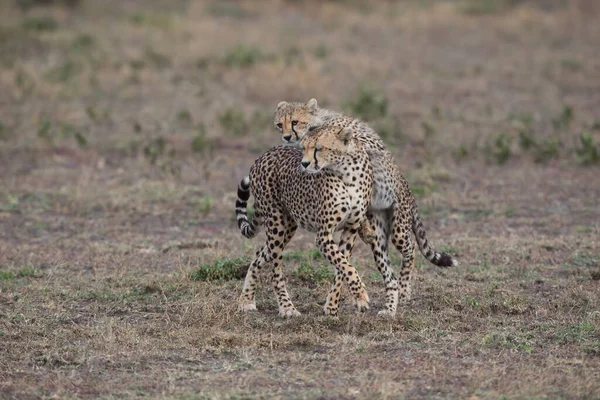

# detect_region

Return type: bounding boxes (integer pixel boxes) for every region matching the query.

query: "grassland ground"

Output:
[0,0,599,398]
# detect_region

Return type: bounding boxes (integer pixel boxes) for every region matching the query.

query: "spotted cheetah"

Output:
[235,122,374,317]
[274,98,458,316]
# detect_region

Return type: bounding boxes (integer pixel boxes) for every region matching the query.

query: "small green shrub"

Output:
[489,133,512,164]
[22,17,58,32]
[293,262,334,284]
[460,0,516,15]
[37,118,52,143]
[191,127,215,156]
[72,34,95,52]
[223,45,264,68]
[518,130,536,151]
[0,121,7,141]
[453,144,469,162]
[190,257,250,282]
[552,105,574,131]
[283,249,324,262]
[45,61,81,83]
[575,132,600,165]
[145,48,171,69]
[177,109,192,125]
[0,271,14,280]
[343,86,388,121]
[533,137,560,163]
[219,108,247,136]
[144,137,167,164]
[198,196,212,216]
[314,44,328,59]
[421,121,436,138]
[374,117,402,143]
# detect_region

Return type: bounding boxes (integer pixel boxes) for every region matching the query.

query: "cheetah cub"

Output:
[274,98,458,316]
[236,122,374,317]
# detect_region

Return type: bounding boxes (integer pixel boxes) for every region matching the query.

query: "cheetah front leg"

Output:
[317,229,369,316]
[327,226,371,315]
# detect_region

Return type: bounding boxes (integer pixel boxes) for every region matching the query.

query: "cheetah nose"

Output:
[300,160,310,169]
[283,135,292,142]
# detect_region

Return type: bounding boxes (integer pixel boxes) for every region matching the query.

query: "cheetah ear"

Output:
[305,98,318,113]
[276,101,287,110]
[338,127,353,145]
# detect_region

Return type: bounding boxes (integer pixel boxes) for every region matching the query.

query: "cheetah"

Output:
[235,122,374,317]
[274,98,458,316]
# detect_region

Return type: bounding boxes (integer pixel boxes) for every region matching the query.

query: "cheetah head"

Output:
[274,98,320,144]
[300,125,353,173]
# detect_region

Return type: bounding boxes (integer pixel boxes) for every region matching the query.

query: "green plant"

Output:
[74,131,88,148]
[190,257,250,282]
[460,0,516,15]
[489,133,512,164]
[191,127,215,156]
[314,44,328,59]
[45,61,81,83]
[206,2,249,19]
[453,144,469,162]
[72,34,95,52]
[145,48,171,69]
[533,137,559,163]
[518,130,535,151]
[552,105,574,131]
[177,109,192,125]
[575,132,599,164]
[421,121,436,138]
[375,117,402,143]
[283,249,324,262]
[144,137,167,164]
[0,271,14,280]
[22,17,58,32]
[343,86,388,121]
[284,46,303,66]
[0,120,6,141]
[223,45,264,68]
[293,262,334,284]
[37,119,53,143]
[219,108,247,136]
[198,196,212,216]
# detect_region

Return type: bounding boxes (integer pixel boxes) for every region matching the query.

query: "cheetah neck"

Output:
[324,141,372,211]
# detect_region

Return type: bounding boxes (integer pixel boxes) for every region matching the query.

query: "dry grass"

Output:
[1,0,599,398]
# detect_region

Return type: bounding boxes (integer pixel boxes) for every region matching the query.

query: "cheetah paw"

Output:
[377,309,396,317]
[238,300,257,312]
[279,308,301,318]
[353,298,370,312]
[323,305,339,317]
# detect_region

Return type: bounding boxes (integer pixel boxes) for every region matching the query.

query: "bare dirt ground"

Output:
[1,0,599,398]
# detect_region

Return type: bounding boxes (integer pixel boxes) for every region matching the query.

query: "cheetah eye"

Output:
[276,123,283,130]
[315,146,322,152]
[291,120,299,126]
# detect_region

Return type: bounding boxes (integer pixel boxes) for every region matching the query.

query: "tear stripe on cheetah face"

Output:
[270,98,459,316]
[236,121,374,317]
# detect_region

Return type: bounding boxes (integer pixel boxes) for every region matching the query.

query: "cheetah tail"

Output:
[412,210,458,268]
[236,176,260,238]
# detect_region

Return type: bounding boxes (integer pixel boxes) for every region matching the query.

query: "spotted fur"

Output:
[274,99,458,316]
[236,122,374,317]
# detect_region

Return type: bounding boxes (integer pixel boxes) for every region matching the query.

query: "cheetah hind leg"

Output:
[390,204,416,304]
[239,245,271,312]
[270,218,301,318]
[358,218,376,246]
